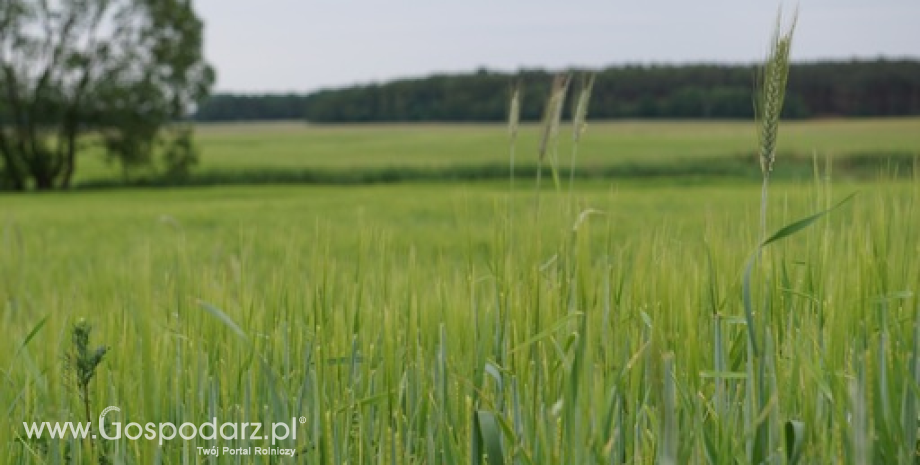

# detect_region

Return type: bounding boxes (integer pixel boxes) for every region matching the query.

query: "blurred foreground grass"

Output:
[3,178,920,462]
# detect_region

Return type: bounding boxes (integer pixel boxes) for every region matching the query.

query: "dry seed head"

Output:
[508,81,521,140]
[538,73,571,161]
[573,73,596,142]
[550,74,570,138]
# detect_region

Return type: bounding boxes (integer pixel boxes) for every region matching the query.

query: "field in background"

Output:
[0,181,831,263]
[74,117,920,186]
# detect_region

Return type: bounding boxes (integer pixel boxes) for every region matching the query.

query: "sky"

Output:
[195,1,920,94]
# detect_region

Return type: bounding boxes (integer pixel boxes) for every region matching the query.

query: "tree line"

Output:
[195,60,920,122]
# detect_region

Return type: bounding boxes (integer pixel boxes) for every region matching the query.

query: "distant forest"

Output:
[194,59,920,122]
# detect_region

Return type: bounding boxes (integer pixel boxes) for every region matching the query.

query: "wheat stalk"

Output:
[569,73,596,197]
[572,73,595,144]
[538,74,571,187]
[756,9,797,239]
[508,80,521,192]
[535,74,571,212]
[746,14,797,462]
[508,79,522,247]
[509,80,522,143]
[538,74,569,162]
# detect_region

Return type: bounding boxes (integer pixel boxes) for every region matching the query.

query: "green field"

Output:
[75,118,920,185]
[3,119,920,463]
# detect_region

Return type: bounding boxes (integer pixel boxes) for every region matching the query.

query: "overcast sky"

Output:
[196,1,920,93]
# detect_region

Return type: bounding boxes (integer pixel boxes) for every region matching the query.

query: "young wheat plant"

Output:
[756,11,797,239]
[536,73,571,212]
[569,73,596,202]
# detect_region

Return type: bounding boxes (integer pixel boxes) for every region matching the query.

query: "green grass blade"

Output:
[474,410,505,465]
[741,253,760,356]
[785,420,805,465]
[15,315,47,356]
[902,303,920,464]
[760,192,856,247]
[660,353,678,465]
[197,300,248,340]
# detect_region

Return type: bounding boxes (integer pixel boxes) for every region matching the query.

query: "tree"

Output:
[0,0,214,190]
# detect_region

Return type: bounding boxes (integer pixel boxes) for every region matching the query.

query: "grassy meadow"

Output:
[73,118,920,186]
[2,117,920,463]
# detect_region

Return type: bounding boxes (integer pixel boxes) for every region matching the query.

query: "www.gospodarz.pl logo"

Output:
[23,406,306,456]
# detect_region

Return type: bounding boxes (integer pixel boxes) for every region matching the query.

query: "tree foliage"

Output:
[194,60,920,123]
[192,93,311,122]
[0,0,214,190]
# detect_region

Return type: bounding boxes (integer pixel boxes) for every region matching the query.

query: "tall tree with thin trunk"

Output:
[0,0,214,190]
